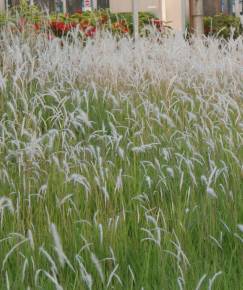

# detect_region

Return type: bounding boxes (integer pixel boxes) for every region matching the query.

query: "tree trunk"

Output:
[190,0,204,35]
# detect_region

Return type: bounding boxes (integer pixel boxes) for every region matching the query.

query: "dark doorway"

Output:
[67,0,82,13]
[97,0,110,9]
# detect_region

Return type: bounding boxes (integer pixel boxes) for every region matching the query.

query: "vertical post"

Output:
[0,0,5,12]
[190,0,204,35]
[132,0,139,41]
[5,0,8,14]
[93,0,97,9]
[215,0,221,14]
[62,0,67,13]
[160,0,167,22]
[240,0,243,27]
[181,0,186,30]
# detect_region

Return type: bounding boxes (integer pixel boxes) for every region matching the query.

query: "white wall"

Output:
[234,0,242,16]
[110,0,163,19]
[165,0,186,30]
[0,0,5,12]
[234,0,243,26]
[109,0,187,31]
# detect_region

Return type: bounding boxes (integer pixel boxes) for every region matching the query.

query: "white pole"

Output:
[62,0,67,13]
[132,0,139,41]
[5,0,8,14]
[181,0,187,30]
[240,1,243,27]
[93,0,97,9]
[0,0,5,12]
[162,0,167,22]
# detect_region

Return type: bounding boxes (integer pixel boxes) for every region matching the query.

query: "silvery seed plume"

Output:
[90,252,105,283]
[0,197,14,214]
[50,223,74,272]
[76,255,93,290]
[237,224,243,232]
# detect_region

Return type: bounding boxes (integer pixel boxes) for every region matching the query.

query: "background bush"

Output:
[204,14,242,39]
[0,3,168,39]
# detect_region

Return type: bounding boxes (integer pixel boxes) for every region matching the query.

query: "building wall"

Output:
[165,0,186,30]
[222,0,234,14]
[203,0,236,16]
[0,0,5,11]
[109,0,185,31]
[234,0,242,16]
[67,0,81,13]
[109,0,162,18]
[203,0,221,16]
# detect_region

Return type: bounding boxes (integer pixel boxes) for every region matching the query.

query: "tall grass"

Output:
[0,26,242,289]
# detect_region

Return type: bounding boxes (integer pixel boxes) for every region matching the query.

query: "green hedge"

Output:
[204,14,242,39]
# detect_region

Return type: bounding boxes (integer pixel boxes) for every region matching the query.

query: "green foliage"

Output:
[0,0,44,26]
[108,11,156,32]
[0,12,7,25]
[0,3,161,36]
[204,14,242,39]
[51,10,157,31]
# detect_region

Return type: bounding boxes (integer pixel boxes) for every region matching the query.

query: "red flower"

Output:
[152,19,161,25]
[151,19,164,31]
[112,20,129,34]
[85,26,96,37]
[33,23,40,31]
[50,21,77,35]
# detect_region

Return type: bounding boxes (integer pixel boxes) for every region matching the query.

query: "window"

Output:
[97,0,109,9]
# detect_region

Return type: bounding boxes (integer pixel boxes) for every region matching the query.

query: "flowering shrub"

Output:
[0,2,166,40]
[50,21,77,36]
[112,20,129,34]
[151,19,164,31]
[48,11,166,37]
[84,25,96,37]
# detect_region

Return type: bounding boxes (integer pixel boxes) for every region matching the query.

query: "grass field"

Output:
[0,27,243,290]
